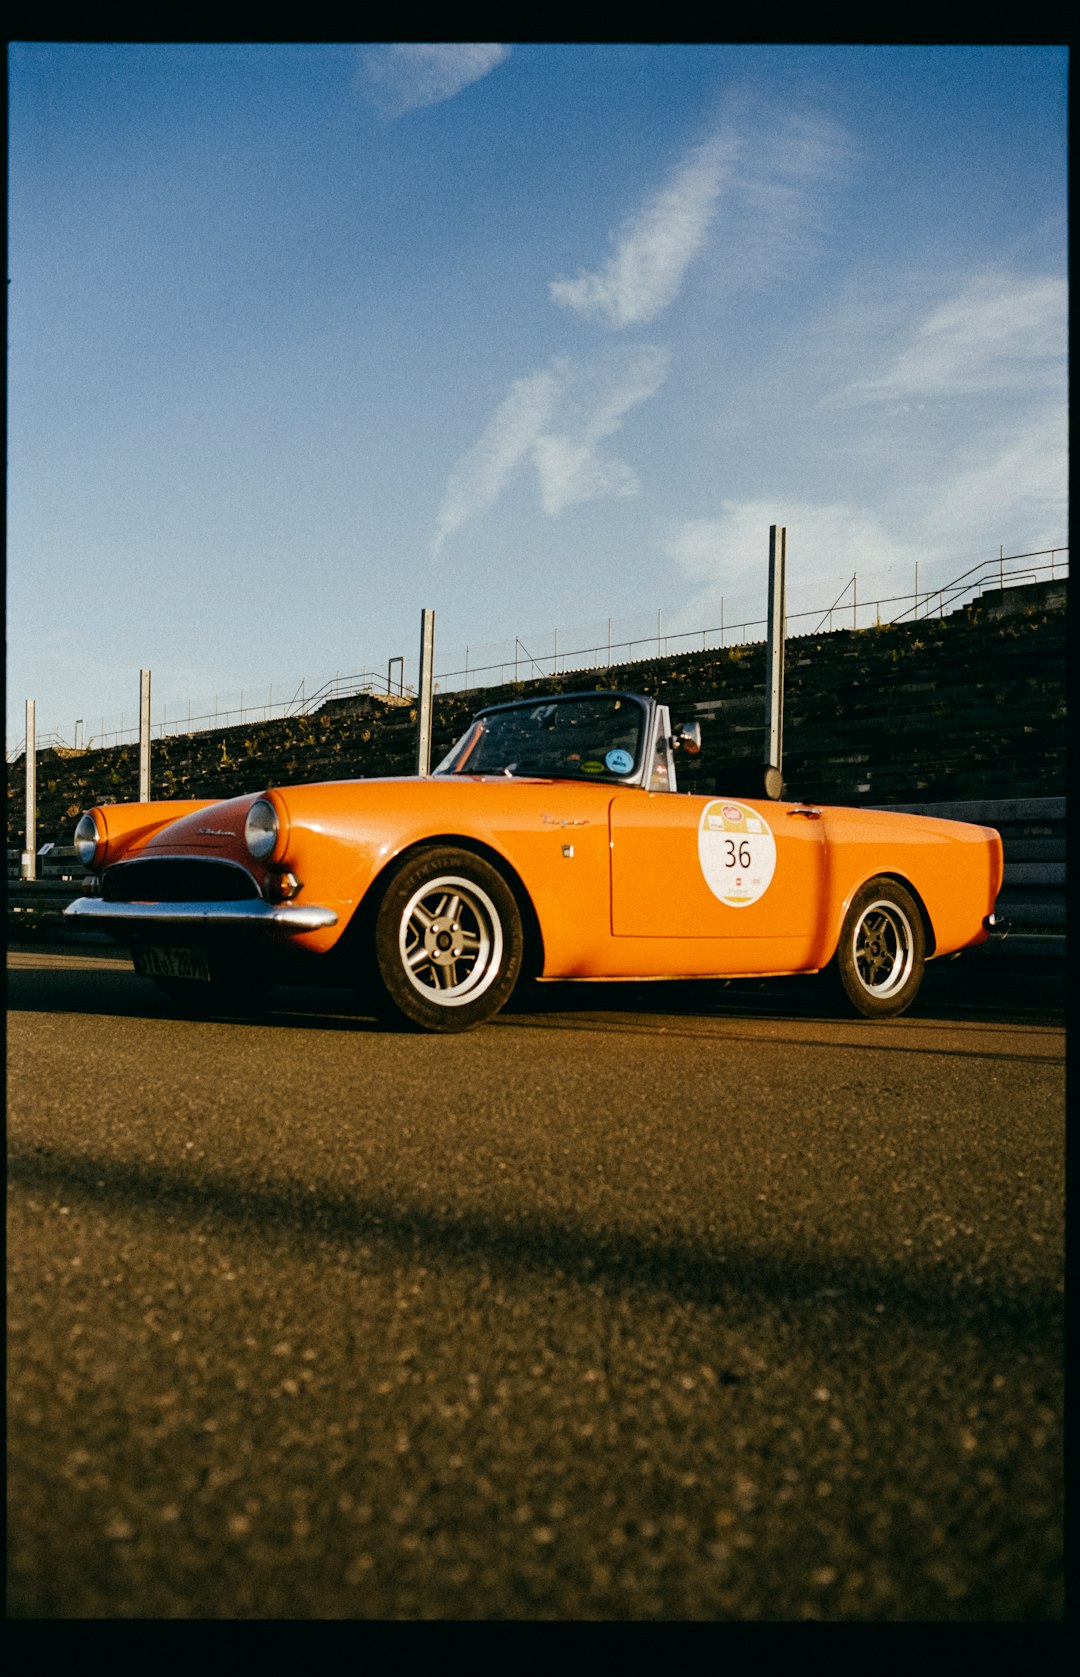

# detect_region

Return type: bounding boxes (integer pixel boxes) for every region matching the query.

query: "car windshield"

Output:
[435,694,645,782]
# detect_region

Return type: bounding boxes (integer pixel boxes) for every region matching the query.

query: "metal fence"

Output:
[7,545,1067,761]
[6,671,404,761]
[434,548,1068,692]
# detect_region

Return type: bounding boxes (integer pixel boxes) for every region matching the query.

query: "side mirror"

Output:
[761,764,783,801]
[671,720,702,755]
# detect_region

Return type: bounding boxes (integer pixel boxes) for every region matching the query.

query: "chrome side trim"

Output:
[64,898,338,931]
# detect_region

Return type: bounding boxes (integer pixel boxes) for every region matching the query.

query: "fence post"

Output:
[416,610,435,775]
[24,699,37,880]
[139,669,151,802]
[765,526,787,776]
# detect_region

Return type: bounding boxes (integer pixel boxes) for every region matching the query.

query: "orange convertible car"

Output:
[66,689,1004,1031]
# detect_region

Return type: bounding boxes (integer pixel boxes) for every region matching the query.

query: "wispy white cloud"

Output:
[359,43,510,121]
[917,406,1068,554]
[433,348,670,554]
[433,367,562,557]
[549,106,852,329]
[534,347,670,515]
[832,273,1066,405]
[549,132,741,328]
[665,500,920,632]
[714,111,854,292]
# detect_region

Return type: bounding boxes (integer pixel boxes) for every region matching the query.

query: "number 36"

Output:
[724,839,751,868]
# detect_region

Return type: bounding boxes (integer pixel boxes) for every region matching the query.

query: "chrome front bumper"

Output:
[64,897,338,932]
[983,910,1010,938]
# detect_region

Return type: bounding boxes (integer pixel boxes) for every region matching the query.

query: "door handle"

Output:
[788,805,823,819]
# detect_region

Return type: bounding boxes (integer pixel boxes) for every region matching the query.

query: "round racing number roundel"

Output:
[698,800,777,907]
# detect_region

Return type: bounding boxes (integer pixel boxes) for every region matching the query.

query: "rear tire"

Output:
[829,877,925,1018]
[370,848,523,1033]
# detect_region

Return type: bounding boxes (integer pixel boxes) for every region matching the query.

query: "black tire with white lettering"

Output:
[829,877,926,1018]
[371,848,523,1033]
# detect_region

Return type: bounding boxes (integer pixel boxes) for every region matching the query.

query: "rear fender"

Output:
[825,870,936,963]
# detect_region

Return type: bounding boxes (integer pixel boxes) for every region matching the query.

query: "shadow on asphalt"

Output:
[7,1138,1065,1353]
[506,959,1066,1028]
[7,950,1065,1038]
[6,962,387,1034]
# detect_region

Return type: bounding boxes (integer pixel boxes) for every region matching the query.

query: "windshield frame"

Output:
[433,691,656,787]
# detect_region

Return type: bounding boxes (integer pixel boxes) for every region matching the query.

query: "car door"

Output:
[609,790,826,968]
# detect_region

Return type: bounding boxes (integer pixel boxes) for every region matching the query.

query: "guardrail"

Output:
[8,800,1064,951]
[7,845,83,880]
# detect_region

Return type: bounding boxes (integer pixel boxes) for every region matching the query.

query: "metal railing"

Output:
[810,548,1066,634]
[6,668,413,761]
[431,548,1067,693]
[7,546,1066,761]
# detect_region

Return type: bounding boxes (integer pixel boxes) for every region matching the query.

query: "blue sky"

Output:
[7,43,1068,749]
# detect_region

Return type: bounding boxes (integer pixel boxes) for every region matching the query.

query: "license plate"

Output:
[134,945,211,982]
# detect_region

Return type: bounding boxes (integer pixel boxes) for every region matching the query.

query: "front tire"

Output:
[829,877,926,1018]
[371,848,524,1033]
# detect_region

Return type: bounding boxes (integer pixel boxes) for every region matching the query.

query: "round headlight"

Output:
[245,797,279,861]
[74,811,102,867]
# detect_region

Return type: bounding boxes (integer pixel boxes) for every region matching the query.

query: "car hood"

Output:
[140,793,262,852]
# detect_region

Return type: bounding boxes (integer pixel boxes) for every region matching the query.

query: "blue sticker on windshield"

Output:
[605,748,634,774]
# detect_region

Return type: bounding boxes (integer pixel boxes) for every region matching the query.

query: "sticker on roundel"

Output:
[698,800,777,907]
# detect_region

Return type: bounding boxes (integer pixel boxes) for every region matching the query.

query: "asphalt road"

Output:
[7,949,1064,1620]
